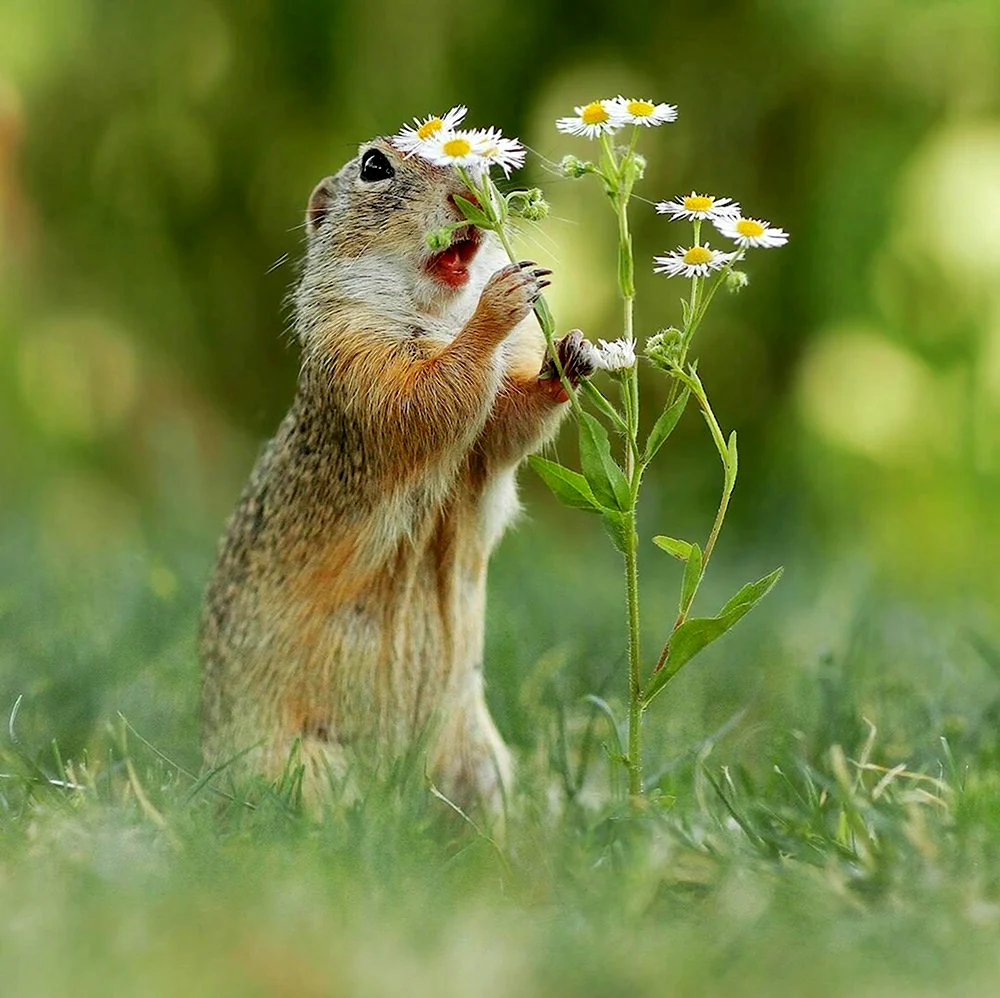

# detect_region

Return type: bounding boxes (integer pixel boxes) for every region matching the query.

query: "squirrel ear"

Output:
[306,178,336,234]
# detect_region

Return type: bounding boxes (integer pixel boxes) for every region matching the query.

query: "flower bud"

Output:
[559,154,595,179]
[425,228,453,252]
[507,188,549,222]
[725,269,750,293]
[645,328,683,370]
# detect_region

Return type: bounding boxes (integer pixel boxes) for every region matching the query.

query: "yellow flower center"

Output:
[735,218,766,238]
[581,101,609,125]
[683,246,714,265]
[627,100,655,117]
[683,195,715,213]
[442,137,472,158]
[417,117,444,140]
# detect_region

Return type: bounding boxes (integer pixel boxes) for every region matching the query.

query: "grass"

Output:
[3,513,1000,997]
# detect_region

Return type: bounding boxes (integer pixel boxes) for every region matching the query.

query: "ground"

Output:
[3,512,1000,998]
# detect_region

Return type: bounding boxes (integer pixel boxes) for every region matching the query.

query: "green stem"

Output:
[625,517,643,797]
[566,134,646,797]
[599,133,619,183]
[687,219,703,345]
[672,366,728,467]
[662,218,708,415]
[617,182,636,303]
[489,197,582,415]
[652,473,734,675]
[627,126,640,161]
[616,189,638,471]
[682,254,742,358]
[612,170,643,799]
[701,479,733,574]
[652,372,737,674]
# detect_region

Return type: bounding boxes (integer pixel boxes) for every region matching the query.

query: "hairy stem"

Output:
[701,482,733,573]
[652,375,737,674]
[625,517,643,797]
[614,179,644,799]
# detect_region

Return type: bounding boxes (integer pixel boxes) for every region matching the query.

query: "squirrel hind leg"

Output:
[265,734,359,813]
[430,702,514,830]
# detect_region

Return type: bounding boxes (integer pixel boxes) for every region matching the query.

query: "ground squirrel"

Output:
[200,138,594,814]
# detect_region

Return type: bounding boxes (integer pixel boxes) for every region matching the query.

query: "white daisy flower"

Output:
[654,244,738,279]
[611,96,677,127]
[415,129,489,170]
[656,192,741,222]
[714,215,789,249]
[556,99,627,139]
[471,127,526,177]
[593,337,637,372]
[393,106,467,154]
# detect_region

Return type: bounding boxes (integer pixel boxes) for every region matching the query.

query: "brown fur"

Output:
[200,138,593,815]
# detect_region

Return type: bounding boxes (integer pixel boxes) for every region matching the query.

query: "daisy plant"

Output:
[393,101,788,801]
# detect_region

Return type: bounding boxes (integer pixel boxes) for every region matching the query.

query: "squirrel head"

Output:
[296,138,505,332]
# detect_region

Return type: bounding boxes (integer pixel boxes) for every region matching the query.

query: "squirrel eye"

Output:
[359,148,395,182]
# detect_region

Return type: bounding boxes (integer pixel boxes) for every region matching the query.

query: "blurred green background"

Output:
[2,0,1000,776]
[5,2,1000,995]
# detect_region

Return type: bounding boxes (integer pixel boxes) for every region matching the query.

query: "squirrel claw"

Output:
[478,262,552,333]
[539,329,597,399]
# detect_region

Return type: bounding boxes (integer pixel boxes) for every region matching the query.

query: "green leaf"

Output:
[643,388,690,464]
[528,456,600,512]
[581,694,625,758]
[717,566,784,618]
[644,566,783,706]
[578,411,631,511]
[453,194,491,228]
[601,509,631,555]
[652,536,693,561]
[725,430,738,491]
[581,382,625,430]
[679,543,703,615]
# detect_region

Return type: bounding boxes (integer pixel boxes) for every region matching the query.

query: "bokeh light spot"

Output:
[898,123,1000,285]
[18,316,138,440]
[796,325,943,463]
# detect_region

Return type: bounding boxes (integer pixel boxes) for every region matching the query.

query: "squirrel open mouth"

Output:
[426,226,482,289]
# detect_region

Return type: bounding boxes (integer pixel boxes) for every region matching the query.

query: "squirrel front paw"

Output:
[539,329,597,402]
[475,261,550,338]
